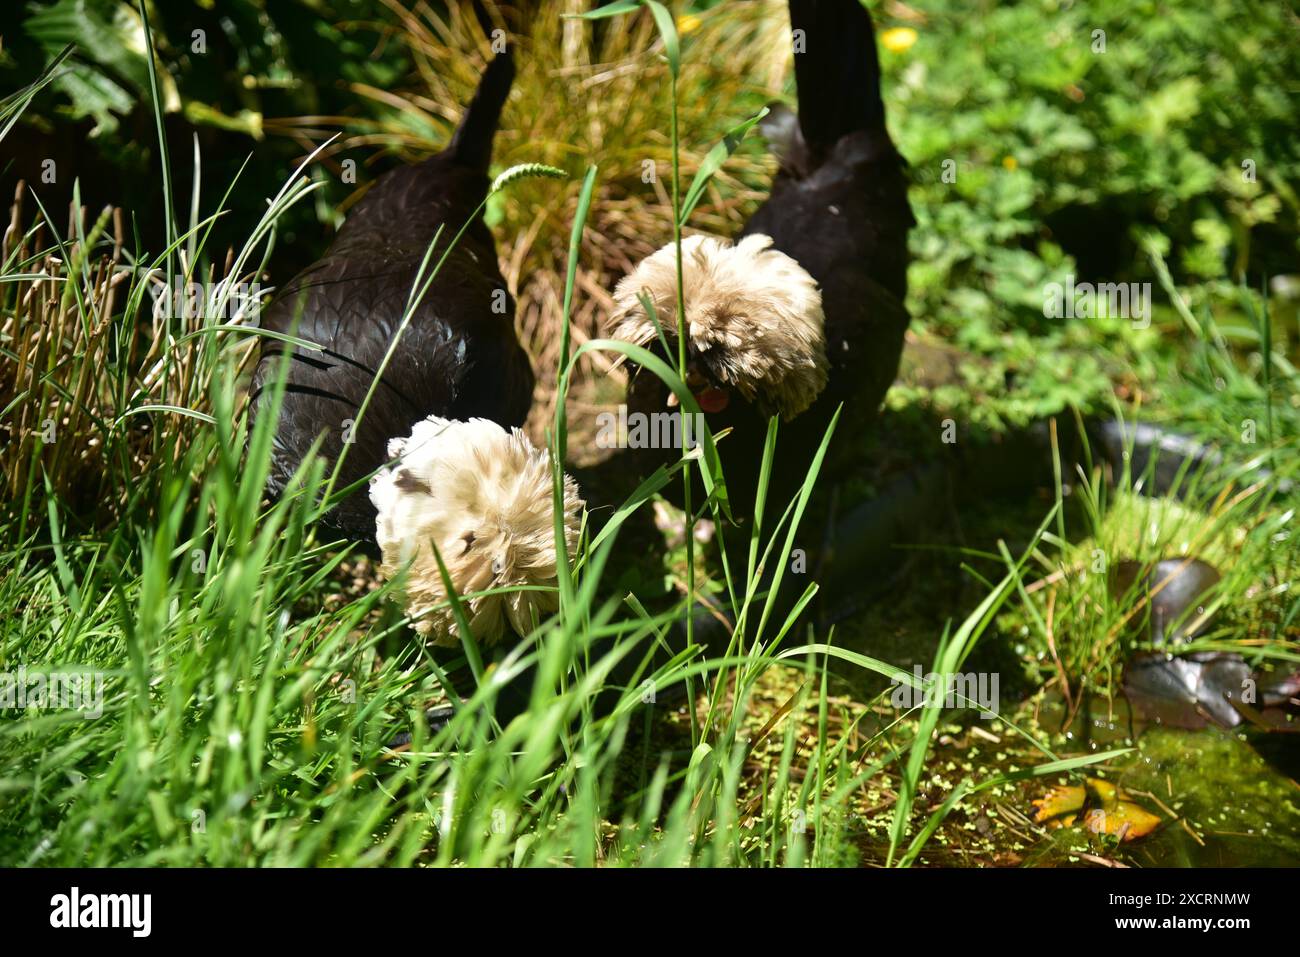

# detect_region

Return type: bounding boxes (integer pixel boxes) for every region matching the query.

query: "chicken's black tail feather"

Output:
[789,0,888,158]
[447,1,515,170]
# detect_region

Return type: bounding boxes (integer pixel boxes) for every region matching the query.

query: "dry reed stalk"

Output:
[0,188,259,521]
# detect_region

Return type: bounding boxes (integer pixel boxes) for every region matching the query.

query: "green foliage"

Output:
[2,0,409,277]
[882,0,1300,427]
[12,0,404,139]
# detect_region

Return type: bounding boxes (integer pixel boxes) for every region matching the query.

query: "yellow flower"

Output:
[1002,155,1019,171]
[677,14,702,35]
[880,27,918,53]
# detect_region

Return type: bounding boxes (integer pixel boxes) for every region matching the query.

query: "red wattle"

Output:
[695,388,730,413]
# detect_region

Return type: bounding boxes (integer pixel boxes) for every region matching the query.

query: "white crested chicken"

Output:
[369,416,583,646]
[609,0,914,520]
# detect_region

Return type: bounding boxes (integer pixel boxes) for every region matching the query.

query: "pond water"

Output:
[823,473,1299,867]
[1028,695,1300,866]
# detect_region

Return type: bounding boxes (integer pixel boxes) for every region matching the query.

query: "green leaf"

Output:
[679,107,769,226]
[113,405,218,428]
[564,0,678,77]
[564,0,642,19]
[777,643,920,688]
[643,0,680,79]
[570,338,732,520]
[0,44,73,142]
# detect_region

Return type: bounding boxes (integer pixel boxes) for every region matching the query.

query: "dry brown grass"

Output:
[267,0,793,462]
[0,186,255,522]
[2,191,127,519]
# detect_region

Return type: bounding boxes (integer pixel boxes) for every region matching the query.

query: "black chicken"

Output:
[610,0,914,521]
[251,24,530,544]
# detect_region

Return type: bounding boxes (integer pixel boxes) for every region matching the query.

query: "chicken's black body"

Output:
[729,0,913,512]
[251,46,530,543]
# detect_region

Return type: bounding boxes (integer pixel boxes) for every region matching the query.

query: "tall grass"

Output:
[1004,277,1300,716]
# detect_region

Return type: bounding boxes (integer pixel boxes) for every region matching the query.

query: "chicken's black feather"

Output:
[250,45,530,543]
[624,0,914,520]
